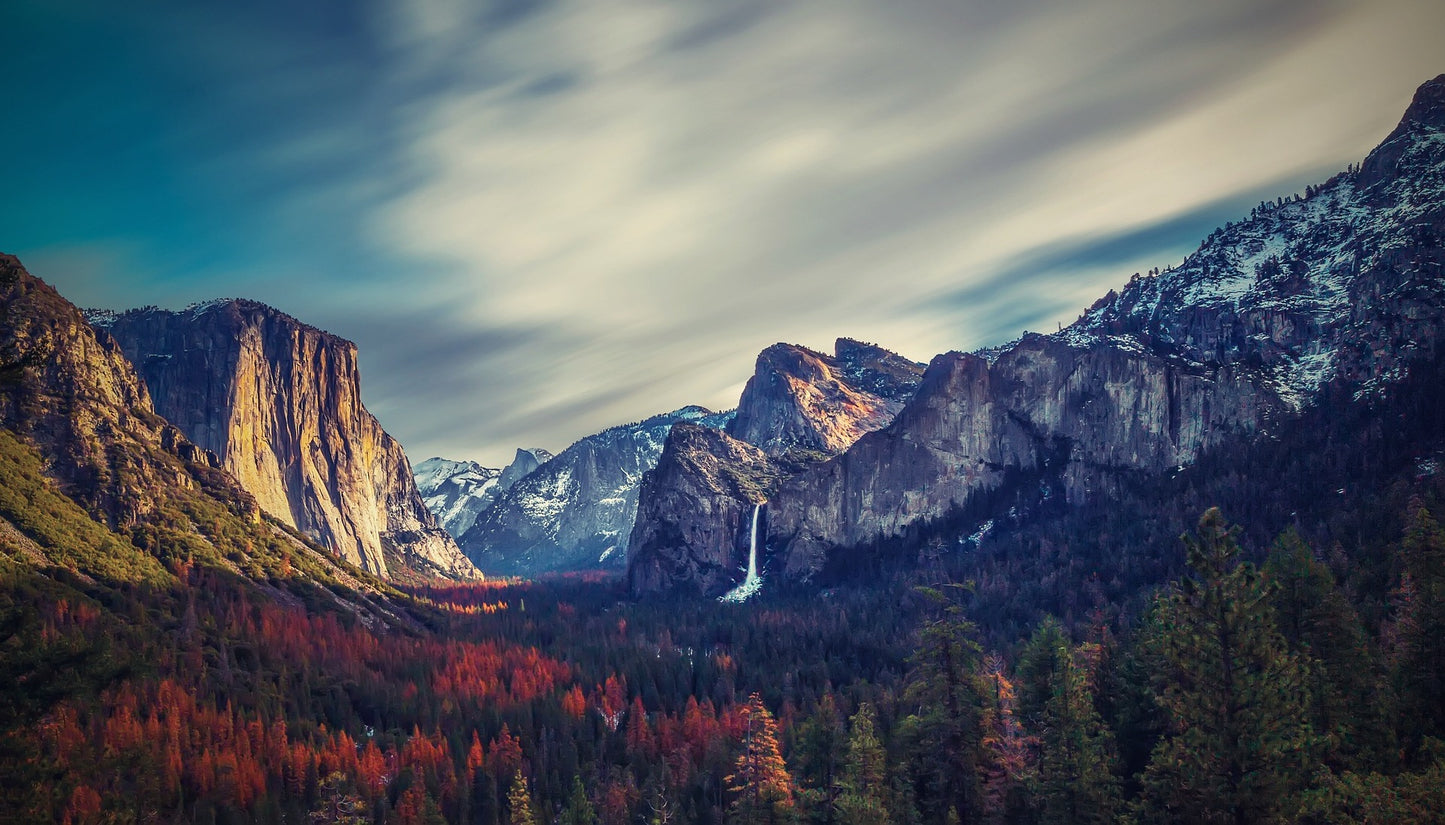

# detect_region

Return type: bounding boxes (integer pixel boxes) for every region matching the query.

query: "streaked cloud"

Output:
[2,0,1442,464]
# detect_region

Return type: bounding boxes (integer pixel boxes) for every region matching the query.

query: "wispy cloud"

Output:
[5,0,1443,464]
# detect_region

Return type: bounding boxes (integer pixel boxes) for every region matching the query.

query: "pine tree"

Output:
[1015,617,1069,729]
[727,692,796,825]
[1394,501,1445,757]
[1035,642,1119,825]
[1265,529,1394,771]
[508,771,536,825]
[794,693,846,825]
[898,584,986,825]
[834,703,890,825]
[561,775,599,825]
[1132,509,1314,825]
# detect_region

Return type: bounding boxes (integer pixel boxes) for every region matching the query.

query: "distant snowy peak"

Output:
[1056,73,1445,411]
[414,457,503,538]
[498,447,554,492]
[459,406,732,577]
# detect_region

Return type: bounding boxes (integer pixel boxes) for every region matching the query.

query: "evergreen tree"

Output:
[727,693,796,825]
[509,771,537,825]
[898,584,986,825]
[561,775,599,825]
[834,703,890,825]
[794,693,846,825]
[1265,529,1394,771]
[1394,501,1445,757]
[1035,642,1119,825]
[1015,617,1069,730]
[1132,509,1314,824]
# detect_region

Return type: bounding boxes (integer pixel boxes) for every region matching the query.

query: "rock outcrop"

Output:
[625,340,924,597]
[626,423,785,598]
[461,407,729,577]
[95,300,478,581]
[414,448,552,539]
[727,338,924,456]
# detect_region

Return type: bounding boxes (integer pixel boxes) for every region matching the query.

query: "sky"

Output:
[1,0,1442,466]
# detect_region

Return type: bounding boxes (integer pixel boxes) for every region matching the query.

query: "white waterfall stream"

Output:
[719,503,763,603]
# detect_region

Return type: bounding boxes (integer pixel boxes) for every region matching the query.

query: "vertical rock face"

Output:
[626,423,784,598]
[766,338,1278,581]
[461,407,730,577]
[498,448,553,492]
[96,300,478,581]
[727,339,924,457]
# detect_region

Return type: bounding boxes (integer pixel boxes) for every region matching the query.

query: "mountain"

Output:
[626,340,925,598]
[0,255,397,599]
[92,300,478,582]
[727,338,925,457]
[626,424,788,597]
[629,73,1445,597]
[459,407,730,577]
[414,447,553,537]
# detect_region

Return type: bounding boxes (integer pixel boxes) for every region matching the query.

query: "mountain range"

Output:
[626,72,1445,598]
[3,75,1442,601]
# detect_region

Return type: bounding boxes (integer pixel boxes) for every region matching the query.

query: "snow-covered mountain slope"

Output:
[459,407,732,577]
[414,458,502,538]
[1061,73,1445,408]
[415,448,555,538]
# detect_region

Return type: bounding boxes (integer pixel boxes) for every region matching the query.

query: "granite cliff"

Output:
[727,338,924,457]
[95,301,478,581]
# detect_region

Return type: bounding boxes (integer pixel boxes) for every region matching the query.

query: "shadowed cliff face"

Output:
[727,339,924,457]
[97,301,478,581]
[626,423,784,598]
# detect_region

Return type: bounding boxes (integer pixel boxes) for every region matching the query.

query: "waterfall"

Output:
[719,502,764,603]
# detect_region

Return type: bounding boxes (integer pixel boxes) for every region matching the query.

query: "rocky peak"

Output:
[0,256,206,529]
[1358,74,1445,191]
[726,340,924,457]
[96,299,478,581]
[498,447,554,491]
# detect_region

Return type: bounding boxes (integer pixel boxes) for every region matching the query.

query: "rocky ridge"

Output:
[628,73,1445,596]
[727,338,925,457]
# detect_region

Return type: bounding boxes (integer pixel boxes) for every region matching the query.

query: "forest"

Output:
[2,291,1444,825]
[3,472,1445,825]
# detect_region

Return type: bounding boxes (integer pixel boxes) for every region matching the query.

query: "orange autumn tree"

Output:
[726,693,795,825]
